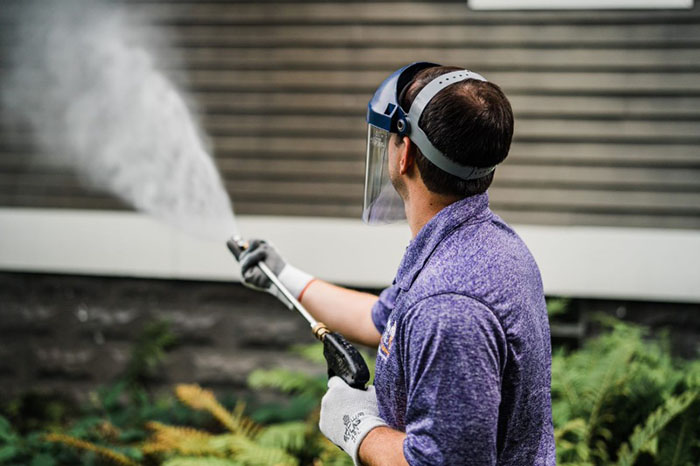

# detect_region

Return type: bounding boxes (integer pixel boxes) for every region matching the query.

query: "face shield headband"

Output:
[362,63,496,225]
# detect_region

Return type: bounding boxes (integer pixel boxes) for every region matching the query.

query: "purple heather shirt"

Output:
[371,192,555,465]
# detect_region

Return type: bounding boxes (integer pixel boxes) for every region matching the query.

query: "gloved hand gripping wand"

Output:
[227,236,370,390]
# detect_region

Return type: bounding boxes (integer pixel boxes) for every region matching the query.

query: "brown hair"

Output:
[398,66,514,198]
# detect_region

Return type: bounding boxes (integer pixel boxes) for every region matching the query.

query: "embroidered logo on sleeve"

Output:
[379,319,396,359]
[343,412,365,443]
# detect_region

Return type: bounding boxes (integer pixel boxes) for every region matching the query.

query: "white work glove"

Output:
[238,239,314,308]
[319,377,388,465]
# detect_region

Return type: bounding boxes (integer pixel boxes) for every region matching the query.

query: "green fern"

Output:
[551,316,700,465]
[162,457,243,466]
[44,433,140,466]
[143,422,241,457]
[316,436,354,466]
[615,390,698,466]
[247,369,326,398]
[256,422,308,453]
[21,319,698,466]
[124,320,177,386]
[290,344,327,365]
[547,297,572,318]
[555,418,589,461]
[227,436,298,466]
[657,399,699,466]
[583,339,636,462]
[667,413,692,466]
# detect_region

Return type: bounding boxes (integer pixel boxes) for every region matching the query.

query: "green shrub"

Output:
[1,316,697,465]
[551,316,699,465]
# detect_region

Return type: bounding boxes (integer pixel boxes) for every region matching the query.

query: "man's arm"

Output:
[299,279,381,347]
[237,240,382,347]
[358,426,409,466]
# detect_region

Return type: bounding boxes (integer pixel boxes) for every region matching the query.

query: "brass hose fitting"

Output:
[312,322,330,341]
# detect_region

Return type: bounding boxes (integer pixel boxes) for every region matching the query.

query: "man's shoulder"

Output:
[446,213,535,268]
[416,215,541,292]
[401,214,545,334]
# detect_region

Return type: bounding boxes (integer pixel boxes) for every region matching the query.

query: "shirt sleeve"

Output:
[370,284,401,334]
[400,293,507,466]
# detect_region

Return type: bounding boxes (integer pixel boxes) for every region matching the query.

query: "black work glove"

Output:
[238,239,314,306]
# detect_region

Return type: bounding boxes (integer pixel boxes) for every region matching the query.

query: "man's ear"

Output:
[399,136,415,175]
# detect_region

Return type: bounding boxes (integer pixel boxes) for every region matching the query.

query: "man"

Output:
[238,63,555,465]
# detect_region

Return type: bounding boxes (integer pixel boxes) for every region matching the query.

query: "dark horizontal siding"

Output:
[1,1,700,228]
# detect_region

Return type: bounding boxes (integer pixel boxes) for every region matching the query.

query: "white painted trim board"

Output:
[0,208,698,303]
[469,0,693,10]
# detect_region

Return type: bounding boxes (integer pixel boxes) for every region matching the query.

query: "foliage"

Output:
[123,320,177,387]
[551,316,699,465]
[546,297,573,318]
[43,433,139,466]
[2,313,698,466]
[40,344,354,466]
[0,319,187,465]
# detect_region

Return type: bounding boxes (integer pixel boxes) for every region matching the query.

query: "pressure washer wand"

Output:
[227,236,370,390]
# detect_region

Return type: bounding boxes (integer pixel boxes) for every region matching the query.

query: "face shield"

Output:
[362,125,403,224]
[362,62,438,225]
[362,62,496,225]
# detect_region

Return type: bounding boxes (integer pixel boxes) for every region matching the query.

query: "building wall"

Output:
[1,0,699,229]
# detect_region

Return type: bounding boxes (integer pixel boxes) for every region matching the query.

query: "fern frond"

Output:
[175,385,260,438]
[290,344,326,365]
[143,421,215,456]
[554,418,593,463]
[248,368,325,397]
[175,385,237,432]
[44,433,140,466]
[230,402,263,439]
[615,390,698,466]
[257,422,309,453]
[96,420,122,441]
[146,421,211,438]
[584,339,636,453]
[684,360,700,390]
[668,412,692,466]
[228,436,299,466]
[162,457,243,466]
[546,298,571,318]
[316,436,353,466]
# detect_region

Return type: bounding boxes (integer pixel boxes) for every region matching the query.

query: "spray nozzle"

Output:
[226,236,248,261]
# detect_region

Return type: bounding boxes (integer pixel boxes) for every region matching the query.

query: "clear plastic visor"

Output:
[362,125,406,224]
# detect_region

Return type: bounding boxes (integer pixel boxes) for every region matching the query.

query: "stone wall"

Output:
[0,271,321,402]
[0,272,697,402]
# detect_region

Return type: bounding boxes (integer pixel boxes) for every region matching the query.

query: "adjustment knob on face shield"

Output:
[396,117,409,135]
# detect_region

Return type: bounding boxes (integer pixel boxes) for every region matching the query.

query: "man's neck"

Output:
[405,187,460,238]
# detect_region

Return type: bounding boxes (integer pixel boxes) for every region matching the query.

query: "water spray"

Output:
[2,0,236,240]
[3,0,369,389]
[227,237,370,390]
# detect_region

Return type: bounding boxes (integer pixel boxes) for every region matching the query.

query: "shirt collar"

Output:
[395,191,492,291]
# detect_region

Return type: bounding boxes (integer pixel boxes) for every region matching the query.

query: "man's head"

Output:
[362,62,514,225]
[396,66,514,199]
